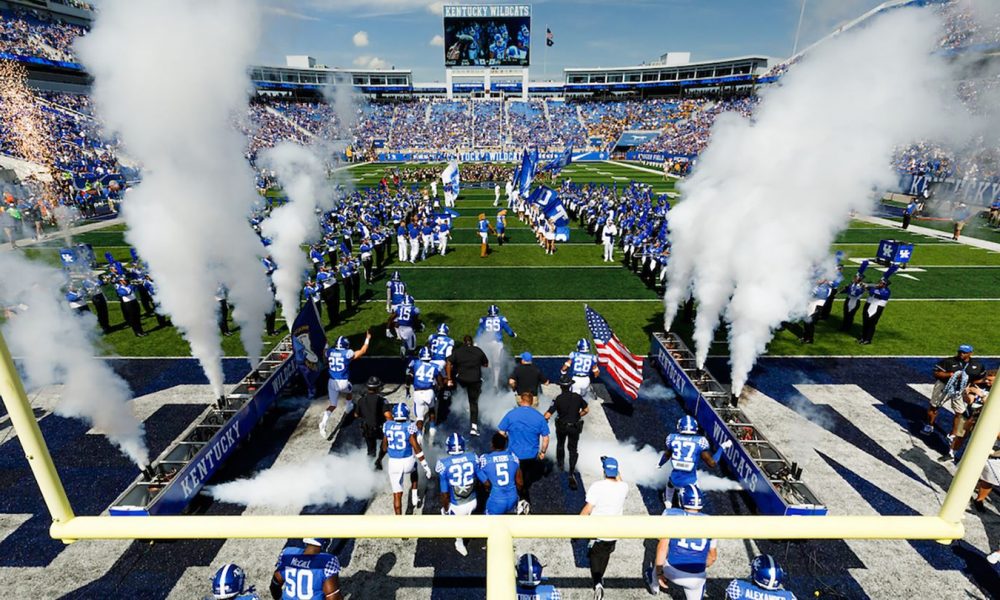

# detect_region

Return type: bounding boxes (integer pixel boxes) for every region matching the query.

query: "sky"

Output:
[256,0,888,82]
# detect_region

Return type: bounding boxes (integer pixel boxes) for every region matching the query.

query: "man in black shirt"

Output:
[448,335,489,437]
[923,344,986,439]
[355,376,390,465]
[508,352,548,406]
[544,374,589,490]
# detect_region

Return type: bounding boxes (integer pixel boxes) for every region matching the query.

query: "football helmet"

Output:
[302,538,332,550]
[677,484,704,511]
[392,403,410,421]
[437,323,450,336]
[402,293,415,306]
[336,336,350,349]
[676,415,698,435]
[515,553,543,588]
[576,338,591,353]
[487,304,500,317]
[751,554,785,591]
[391,270,401,281]
[210,563,246,599]
[418,347,432,362]
[446,432,466,455]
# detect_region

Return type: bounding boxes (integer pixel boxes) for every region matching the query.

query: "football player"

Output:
[659,415,731,506]
[725,555,797,599]
[388,294,421,357]
[560,338,600,400]
[644,485,718,599]
[381,403,432,514]
[386,270,407,315]
[269,539,342,600]
[427,323,455,412]
[476,304,517,343]
[407,347,444,439]
[476,432,524,515]
[435,433,478,556]
[515,554,561,599]
[208,563,259,599]
[321,332,372,439]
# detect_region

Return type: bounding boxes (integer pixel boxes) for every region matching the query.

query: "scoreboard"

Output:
[443,4,531,68]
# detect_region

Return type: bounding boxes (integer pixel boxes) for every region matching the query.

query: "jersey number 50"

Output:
[283,568,315,600]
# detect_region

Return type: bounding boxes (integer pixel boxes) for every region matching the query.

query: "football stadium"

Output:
[1,0,1000,598]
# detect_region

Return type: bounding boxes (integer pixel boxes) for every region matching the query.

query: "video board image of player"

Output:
[444,16,530,67]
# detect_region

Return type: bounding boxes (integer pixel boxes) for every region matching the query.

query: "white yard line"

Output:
[857,215,1000,252]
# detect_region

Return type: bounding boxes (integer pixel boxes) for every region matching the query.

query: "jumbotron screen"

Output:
[443,4,531,68]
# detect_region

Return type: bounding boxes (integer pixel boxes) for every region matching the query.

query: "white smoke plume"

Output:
[0,253,148,466]
[259,142,335,325]
[662,6,959,395]
[574,436,740,492]
[209,448,384,509]
[76,0,270,396]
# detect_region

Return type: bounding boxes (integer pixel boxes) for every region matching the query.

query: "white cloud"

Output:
[263,6,320,21]
[429,34,444,47]
[352,30,369,47]
[426,1,444,15]
[353,55,388,69]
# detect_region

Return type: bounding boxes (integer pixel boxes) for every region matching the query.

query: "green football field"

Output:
[22,161,1000,358]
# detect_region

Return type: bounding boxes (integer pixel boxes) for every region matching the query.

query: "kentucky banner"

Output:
[290,302,327,398]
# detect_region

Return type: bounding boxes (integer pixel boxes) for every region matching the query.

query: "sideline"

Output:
[1,216,124,252]
[857,215,1000,253]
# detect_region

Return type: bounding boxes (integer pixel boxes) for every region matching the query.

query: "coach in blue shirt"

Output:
[499,392,550,505]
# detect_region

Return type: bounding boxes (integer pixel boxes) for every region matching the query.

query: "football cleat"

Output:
[516,499,531,515]
[642,564,660,595]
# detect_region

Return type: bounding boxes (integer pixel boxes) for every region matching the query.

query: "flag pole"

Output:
[544,23,548,80]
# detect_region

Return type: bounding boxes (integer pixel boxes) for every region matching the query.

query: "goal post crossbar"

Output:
[2,331,998,600]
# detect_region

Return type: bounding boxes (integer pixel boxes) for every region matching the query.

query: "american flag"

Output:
[585,305,644,399]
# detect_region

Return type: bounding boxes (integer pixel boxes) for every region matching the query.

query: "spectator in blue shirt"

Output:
[499,392,550,505]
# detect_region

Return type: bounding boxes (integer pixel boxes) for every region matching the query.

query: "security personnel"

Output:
[840,260,868,333]
[115,277,145,337]
[355,376,390,464]
[543,374,589,490]
[83,276,112,333]
[265,280,278,337]
[316,265,339,328]
[859,266,895,345]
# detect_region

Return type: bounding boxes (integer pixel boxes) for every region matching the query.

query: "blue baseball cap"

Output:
[958,344,973,354]
[601,456,619,477]
[520,352,533,363]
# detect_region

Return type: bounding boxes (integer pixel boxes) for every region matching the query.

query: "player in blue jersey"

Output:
[476,304,517,343]
[406,347,444,438]
[208,563,259,599]
[427,323,456,416]
[476,432,524,515]
[560,338,600,400]
[516,553,561,599]
[381,403,432,514]
[269,538,342,600]
[725,555,796,599]
[385,270,406,316]
[435,433,478,556]
[644,485,717,599]
[659,415,730,506]
[321,332,372,439]
[388,293,421,357]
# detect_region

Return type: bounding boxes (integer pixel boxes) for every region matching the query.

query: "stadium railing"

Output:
[0,330,996,599]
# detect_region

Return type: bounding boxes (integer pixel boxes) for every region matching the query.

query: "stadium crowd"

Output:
[0,7,86,63]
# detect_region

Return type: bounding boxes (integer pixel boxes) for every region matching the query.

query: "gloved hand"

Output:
[423,464,433,478]
[720,439,733,451]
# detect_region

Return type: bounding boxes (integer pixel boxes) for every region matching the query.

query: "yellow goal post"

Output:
[1,331,996,599]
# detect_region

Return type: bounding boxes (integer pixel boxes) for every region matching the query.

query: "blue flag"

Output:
[542,145,573,176]
[517,148,538,197]
[290,302,327,398]
[528,185,571,241]
[441,161,460,197]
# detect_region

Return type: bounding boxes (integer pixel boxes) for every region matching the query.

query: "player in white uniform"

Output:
[380,403,432,514]
[560,338,600,399]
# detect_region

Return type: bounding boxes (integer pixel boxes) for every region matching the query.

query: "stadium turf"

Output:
[21,161,998,359]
